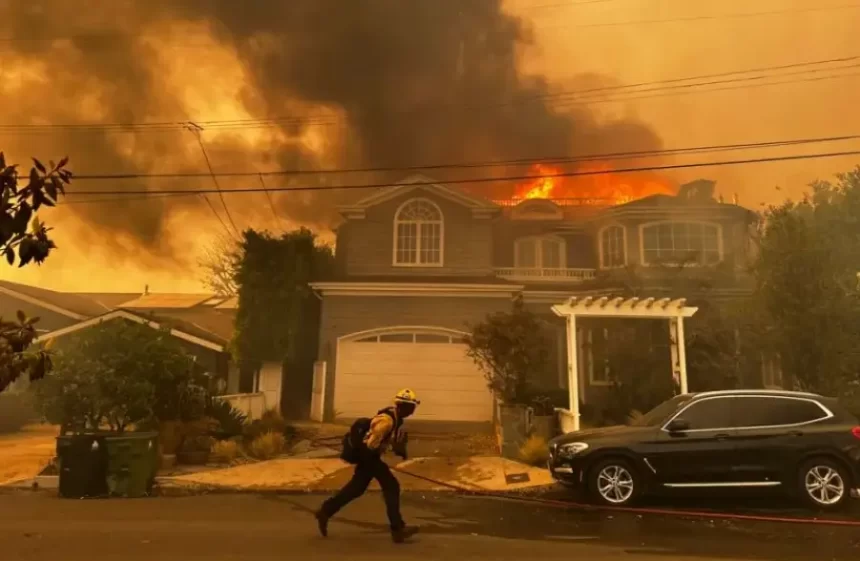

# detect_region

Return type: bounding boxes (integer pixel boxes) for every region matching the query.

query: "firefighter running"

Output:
[315,389,421,543]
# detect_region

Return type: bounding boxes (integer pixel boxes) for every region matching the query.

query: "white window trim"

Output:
[597,224,627,269]
[341,326,468,344]
[392,197,445,268]
[638,220,724,267]
[514,234,567,269]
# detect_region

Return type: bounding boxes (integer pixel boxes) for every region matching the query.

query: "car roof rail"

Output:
[690,389,823,399]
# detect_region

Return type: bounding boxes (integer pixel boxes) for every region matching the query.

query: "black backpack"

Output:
[340,409,397,464]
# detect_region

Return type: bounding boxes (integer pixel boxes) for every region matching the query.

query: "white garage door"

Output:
[334,328,494,422]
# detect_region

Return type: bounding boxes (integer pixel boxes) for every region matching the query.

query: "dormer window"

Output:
[515,235,566,269]
[599,225,626,268]
[640,221,722,266]
[393,198,443,266]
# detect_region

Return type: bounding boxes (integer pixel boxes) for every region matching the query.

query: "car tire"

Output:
[587,458,639,507]
[796,457,852,511]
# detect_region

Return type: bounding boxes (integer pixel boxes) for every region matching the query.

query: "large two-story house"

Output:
[310,175,757,424]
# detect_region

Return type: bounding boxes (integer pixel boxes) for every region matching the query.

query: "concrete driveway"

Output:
[0,425,57,485]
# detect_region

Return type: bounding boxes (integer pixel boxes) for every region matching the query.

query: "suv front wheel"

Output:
[588,458,639,507]
[797,458,851,511]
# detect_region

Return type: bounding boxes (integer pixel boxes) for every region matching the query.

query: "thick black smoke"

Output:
[0,0,661,257]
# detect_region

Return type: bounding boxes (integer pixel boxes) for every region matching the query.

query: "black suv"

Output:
[547,390,860,510]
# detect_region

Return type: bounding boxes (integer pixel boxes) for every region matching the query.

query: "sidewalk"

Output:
[157,455,554,495]
[0,425,58,485]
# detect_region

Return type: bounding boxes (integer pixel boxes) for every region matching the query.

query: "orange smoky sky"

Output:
[0,0,857,292]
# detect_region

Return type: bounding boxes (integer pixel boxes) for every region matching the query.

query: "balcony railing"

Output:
[495,267,597,282]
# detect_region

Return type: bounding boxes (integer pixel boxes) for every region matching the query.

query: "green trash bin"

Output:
[56,433,110,499]
[104,432,159,498]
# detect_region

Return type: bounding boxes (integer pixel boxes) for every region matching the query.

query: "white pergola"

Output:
[551,295,699,432]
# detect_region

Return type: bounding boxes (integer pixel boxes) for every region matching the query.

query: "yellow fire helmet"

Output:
[394,388,421,405]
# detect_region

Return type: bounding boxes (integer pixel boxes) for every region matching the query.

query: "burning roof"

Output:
[512,163,677,206]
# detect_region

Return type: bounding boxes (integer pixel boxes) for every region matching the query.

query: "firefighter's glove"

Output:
[393,431,409,459]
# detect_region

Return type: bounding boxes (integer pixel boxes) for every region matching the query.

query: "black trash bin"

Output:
[56,434,109,499]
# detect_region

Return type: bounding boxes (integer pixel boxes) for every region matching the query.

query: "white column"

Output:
[676,316,689,394]
[669,318,681,393]
[566,315,581,431]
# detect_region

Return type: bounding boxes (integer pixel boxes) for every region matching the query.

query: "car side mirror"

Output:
[666,419,690,433]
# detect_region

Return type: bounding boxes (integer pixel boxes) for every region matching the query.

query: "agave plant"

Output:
[206,399,248,438]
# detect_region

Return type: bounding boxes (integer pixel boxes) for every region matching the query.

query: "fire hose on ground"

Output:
[309,435,860,527]
[388,463,860,528]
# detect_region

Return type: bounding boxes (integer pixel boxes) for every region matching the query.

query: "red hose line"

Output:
[390,465,860,528]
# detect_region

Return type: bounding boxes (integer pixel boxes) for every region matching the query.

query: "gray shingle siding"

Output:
[341,190,495,277]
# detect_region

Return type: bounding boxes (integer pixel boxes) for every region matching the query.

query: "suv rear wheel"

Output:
[588,458,639,507]
[797,458,851,511]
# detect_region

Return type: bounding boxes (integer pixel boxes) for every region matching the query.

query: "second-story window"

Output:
[515,235,566,269]
[641,221,721,266]
[600,225,626,268]
[393,198,443,266]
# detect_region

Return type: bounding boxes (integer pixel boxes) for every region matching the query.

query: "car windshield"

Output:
[629,394,693,427]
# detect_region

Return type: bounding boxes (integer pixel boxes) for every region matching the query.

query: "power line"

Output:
[551,67,860,108]
[259,174,286,232]
[540,3,860,30]
[0,55,856,134]
[67,134,860,181]
[59,150,860,197]
[1,2,854,46]
[185,122,241,239]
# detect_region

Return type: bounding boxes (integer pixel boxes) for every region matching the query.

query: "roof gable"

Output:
[0,280,110,320]
[338,174,499,219]
[34,309,225,352]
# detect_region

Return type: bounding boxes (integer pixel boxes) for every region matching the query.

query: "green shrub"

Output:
[0,392,38,434]
[519,435,550,466]
[248,431,286,460]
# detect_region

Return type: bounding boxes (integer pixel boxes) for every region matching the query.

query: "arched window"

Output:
[640,221,721,265]
[514,235,566,269]
[393,198,443,266]
[599,225,626,268]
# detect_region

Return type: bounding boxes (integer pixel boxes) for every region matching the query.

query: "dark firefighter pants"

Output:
[320,455,405,530]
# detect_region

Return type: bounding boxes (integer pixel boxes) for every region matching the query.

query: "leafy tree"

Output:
[34,320,199,432]
[0,154,71,394]
[754,167,860,396]
[232,228,335,416]
[465,295,554,404]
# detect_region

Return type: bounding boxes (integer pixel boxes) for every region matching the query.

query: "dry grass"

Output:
[210,439,241,463]
[248,431,286,460]
[518,435,550,466]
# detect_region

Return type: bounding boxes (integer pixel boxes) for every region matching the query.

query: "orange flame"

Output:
[513,162,676,205]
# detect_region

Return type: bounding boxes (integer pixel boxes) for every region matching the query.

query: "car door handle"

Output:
[714,433,732,440]
[788,431,803,437]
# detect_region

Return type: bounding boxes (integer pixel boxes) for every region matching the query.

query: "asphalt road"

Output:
[0,490,858,561]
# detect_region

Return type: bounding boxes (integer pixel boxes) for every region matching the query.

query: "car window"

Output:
[732,397,828,428]
[631,395,692,427]
[670,398,734,430]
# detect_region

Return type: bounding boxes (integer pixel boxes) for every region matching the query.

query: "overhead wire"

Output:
[185,122,241,239]
[539,2,860,31]
[66,133,860,181]
[54,149,860,198]
[0,55,857,134]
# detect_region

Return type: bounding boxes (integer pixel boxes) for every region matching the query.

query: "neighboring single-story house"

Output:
[1,281,280,419]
